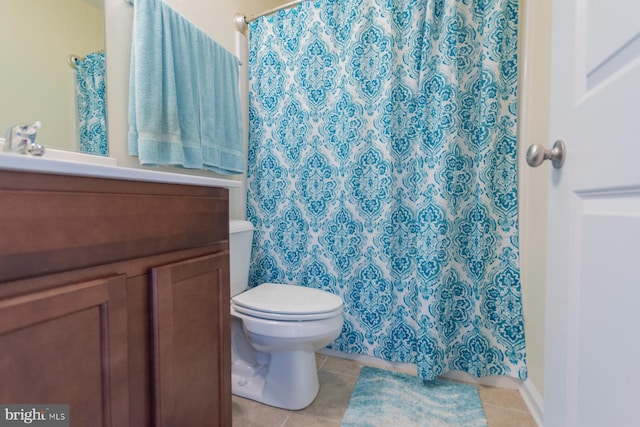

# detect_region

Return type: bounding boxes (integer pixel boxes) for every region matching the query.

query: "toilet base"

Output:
[232,349,320,410]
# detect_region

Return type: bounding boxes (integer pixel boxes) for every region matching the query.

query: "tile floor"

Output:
[232,353,538,427]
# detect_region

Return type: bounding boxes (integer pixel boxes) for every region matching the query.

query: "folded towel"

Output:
[128,0,244,174]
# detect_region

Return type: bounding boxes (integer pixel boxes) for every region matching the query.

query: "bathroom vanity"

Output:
[0,157,238,426]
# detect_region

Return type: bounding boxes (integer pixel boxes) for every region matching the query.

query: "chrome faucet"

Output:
[4,121,45,156]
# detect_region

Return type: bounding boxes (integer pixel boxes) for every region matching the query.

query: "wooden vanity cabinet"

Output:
[0,170,232,427]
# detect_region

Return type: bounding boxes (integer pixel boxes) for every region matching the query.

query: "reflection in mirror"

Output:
[0,0,106,154]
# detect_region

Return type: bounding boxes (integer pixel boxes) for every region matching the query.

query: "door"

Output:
[150,251,231,427]
[544,1,640,426]
[0,275,129,426]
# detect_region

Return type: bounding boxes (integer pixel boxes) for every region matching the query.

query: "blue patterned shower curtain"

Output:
[75,51,108,156]
[247,0,526,380]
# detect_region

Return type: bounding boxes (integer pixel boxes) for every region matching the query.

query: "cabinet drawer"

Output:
[0,170,229,283]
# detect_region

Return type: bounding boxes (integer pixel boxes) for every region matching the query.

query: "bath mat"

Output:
[341,366,487,427]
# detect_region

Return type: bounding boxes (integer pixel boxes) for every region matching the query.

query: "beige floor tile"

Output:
[315,353,328,369]
[353,356,417,376]
[320,354,362,377]
[369,362,417,376]
[232,395,289,427]
[233,353,538,427]
[284,412,341,427]
[478,385,529,412]
[483,404,538,427]
[297,369,359,422]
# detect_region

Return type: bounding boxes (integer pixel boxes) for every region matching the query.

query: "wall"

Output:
[0,0,104,152]
[518,0,552,404]
[103,0,282,219]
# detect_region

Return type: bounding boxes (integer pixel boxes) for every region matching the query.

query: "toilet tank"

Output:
[229,220,254,297]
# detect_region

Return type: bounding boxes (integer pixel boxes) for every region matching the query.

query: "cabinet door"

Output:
[151,251,231,427]
[0,275,129,426]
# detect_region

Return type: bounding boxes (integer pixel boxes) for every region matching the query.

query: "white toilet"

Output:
[229,220,344,410]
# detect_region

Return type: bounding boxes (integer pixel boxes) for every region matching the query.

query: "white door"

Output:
[543,0,640,426]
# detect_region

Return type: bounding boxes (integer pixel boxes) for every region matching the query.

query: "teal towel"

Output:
[128,0,244,174]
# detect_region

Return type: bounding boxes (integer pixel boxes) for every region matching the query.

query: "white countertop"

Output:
[0,151,242,188]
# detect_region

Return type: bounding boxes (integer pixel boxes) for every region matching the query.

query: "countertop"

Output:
[0,151,242,188]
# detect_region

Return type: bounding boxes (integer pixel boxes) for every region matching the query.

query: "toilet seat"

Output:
[232,304,343,321]
[232,283,343,321]
[231,304,344,339]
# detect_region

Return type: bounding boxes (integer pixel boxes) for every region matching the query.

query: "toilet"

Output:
[229,220,344,410]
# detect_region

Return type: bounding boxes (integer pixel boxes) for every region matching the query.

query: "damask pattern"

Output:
[75,51,108,156]
[247,0,526,380]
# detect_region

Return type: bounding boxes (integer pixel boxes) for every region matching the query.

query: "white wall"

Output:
[103,0,282,219]
[518,0,552,402]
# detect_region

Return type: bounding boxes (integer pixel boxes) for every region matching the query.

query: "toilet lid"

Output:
[232,283,343,316]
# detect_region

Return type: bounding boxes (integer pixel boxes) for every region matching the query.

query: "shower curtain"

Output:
[75,51,108,156]
[247,0,526,380]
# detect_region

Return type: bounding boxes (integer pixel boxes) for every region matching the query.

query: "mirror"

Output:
[0,0,106,154]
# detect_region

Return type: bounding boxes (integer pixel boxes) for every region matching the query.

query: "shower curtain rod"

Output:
[124,0,305,34]
[234,0,307,33]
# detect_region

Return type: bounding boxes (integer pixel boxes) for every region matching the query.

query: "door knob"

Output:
[526,140,566,169]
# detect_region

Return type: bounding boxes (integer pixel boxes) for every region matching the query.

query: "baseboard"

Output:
[319,348,522,389]
[318,348,418,376]
[440,369,522,389]
[519,379,544,427]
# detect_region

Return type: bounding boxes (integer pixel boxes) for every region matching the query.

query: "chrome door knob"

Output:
[526,140,566,169]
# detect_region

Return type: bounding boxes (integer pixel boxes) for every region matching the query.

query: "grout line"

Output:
[319,367,361,378]
[481,401,535,414]
[280,412,291,427]
[316,355,328,370]
[297,411,343,425]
